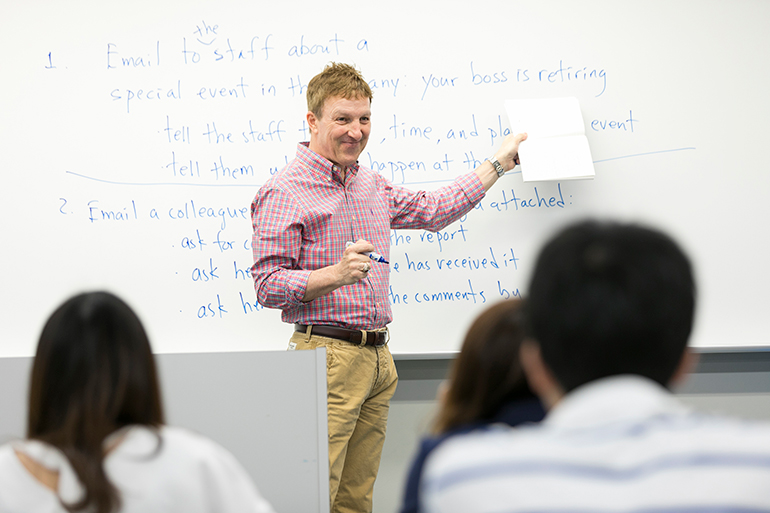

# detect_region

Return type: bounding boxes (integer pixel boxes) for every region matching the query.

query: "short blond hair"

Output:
[307,62,373,118]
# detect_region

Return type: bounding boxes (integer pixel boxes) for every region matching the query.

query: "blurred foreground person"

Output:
[400,298,544,513]
[422,220,770,512]
[0,291,276,513]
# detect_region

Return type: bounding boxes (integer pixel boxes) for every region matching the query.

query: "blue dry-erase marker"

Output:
[346,242,390,264]
[366,252,389,264]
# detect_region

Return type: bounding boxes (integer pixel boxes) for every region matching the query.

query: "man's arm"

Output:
[474,132,528,191]
[387,132,528,233]
[251,187,312,309]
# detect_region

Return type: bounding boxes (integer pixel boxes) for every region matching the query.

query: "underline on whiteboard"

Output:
[65,171,256,187]
[403,147,697,185]
[404,169,522,186]
[592,147,696,163]
[65,147,697,188]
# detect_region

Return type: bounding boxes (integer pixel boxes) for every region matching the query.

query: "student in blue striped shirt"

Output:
[422,220,770,513]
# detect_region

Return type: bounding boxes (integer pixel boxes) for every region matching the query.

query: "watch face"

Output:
[491,158,505,176]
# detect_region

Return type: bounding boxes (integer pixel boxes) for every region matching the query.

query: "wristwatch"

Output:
[487,156,506,177]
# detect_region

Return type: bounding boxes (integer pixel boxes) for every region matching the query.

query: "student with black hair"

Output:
[0,291,275,513]
[421,220,770,513]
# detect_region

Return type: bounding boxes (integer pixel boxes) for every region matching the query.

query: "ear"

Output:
[519,340,564,410]
[306,110,319,134]
[668,348,699,389]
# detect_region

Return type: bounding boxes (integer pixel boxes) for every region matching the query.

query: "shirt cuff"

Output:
[456,172,487,205]
[285,269,312,305]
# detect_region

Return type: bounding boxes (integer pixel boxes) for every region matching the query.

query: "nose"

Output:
[348,121,362,141]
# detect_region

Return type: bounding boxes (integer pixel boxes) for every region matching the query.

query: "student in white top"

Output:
[421,220,770,513]
[0,291,276,513]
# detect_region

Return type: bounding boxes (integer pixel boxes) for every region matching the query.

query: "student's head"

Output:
[27,291,164,512]
[525,220,696,395]
[306,62,373,169]
[29,291,164,437]
[433,299,536,434]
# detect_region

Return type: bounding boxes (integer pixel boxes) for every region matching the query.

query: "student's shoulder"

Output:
[0,442,14,459]
[428,422,549,475]
[0,443,18,477]
[115,425,233,466]
[684,412,770,450]
[0,442,62,512]
[158,425,233,458]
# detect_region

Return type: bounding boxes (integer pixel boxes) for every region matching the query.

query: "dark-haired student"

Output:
[0,291,275,513]
[421,220,770,513]
[399,299,544,513]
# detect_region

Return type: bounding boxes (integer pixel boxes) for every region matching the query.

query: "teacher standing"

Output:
[250,62,526,513]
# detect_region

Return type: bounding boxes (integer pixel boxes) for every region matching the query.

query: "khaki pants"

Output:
[290,329,398,513]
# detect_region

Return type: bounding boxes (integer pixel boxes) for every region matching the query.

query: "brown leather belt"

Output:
[294,324,388,346]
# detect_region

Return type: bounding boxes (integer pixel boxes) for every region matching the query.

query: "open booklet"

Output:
[504,97,595,182]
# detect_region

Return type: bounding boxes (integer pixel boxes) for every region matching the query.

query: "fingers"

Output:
[338,243,374,285]
[344,260,369,284]
[509,132,527,159]
[347,239,375,254]
[496,132,528,171]
[345,240,374,280]
[337,259,369,285]
[513,133,527,166]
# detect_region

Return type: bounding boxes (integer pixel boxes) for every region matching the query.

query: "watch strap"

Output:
[488,156,505,177]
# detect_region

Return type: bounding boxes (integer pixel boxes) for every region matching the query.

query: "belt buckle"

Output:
[372,327,389,346]
[358,327,389,347]
[378,327,390,346]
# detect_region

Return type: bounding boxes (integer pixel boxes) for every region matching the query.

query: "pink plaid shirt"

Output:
[250,143,485,329]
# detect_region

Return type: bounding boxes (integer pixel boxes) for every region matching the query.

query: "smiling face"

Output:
[307,95,371,170]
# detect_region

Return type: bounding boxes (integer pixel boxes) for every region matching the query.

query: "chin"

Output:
[339,152,363,167]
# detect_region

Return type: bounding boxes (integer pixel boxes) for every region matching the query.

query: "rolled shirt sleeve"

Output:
[251,186,311,309]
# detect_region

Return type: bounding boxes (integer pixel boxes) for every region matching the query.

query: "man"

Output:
[250,62,526,513]
[422,220,770,512]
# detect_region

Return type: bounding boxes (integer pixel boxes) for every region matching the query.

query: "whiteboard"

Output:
[2,0,769,357]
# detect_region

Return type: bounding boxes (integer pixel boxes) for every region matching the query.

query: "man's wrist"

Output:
[487,156,506,177]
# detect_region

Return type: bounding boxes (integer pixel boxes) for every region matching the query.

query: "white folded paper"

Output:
[505,97,595,182]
